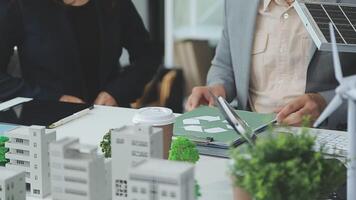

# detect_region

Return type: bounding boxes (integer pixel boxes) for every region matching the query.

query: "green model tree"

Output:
[100,130,112,158]
[168,137,201,198]
[0,136,9,166]
[168,137,200,163]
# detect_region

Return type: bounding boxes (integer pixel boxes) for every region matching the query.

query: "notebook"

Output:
[173,106,276,157]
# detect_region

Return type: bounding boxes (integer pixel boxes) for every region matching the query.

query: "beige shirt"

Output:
[249,0,314,113]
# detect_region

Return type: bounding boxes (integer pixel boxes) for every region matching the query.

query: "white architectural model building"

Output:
[111,125,163,200]
[49,137,111,200]
[129,159,195,200]
[0,167,26,200]
[4,125,56,198]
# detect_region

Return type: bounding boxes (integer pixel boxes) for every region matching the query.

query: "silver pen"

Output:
[48,108,92,129]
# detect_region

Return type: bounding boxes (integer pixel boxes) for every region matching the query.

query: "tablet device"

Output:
[0,100,93,128]
[209,90,277,147]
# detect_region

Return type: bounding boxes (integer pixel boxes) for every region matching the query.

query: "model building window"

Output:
[115,179,128,197]
[16,160,25,165]
[6,184,9,191]
[10,182,13,189]
[162,190,167,197]
[33,143,37,148]
[140,187,146,194]
[33,132,36,137]
[34,164,38,169]
[0,184,2,191]
[170,192,176,198]
[132,186,138,193]
[15,138,24,143]
[16,149,24,154]
[35,175,38,180]
[116,138,124,144]
[33,189,40,194]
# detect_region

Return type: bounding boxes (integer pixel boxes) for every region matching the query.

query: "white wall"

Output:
[174,0,223,28]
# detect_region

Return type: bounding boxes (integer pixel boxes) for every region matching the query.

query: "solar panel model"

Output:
[294,0,356,52]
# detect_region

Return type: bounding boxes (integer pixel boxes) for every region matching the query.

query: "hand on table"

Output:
[185,84,226,111]
[59,95,85,104]
[276,93,327,126]
[94,91,118,107]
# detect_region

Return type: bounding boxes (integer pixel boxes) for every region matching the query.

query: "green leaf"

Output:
[100,130,112,158]
[229,128,346,200]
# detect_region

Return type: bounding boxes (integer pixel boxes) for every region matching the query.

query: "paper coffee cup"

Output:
[132,107,175,159]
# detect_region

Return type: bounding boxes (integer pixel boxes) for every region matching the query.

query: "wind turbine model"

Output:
[313,23,356,200]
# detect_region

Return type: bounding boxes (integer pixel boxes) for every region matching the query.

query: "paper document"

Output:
[174,106,276,146]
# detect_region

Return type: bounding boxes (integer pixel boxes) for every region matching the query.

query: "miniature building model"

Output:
[49,137,111,200]
[4,125,56,198]
[111,125,163,200]
[129,159,195,200]
[0,167,26,200]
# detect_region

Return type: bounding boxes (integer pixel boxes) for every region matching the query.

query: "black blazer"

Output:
[0,0,160,105]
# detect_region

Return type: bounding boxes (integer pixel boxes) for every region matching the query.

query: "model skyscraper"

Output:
[129,159,195,200]
[49,137,111,200]
[111,125,163,200]
[0,167,26,200]
[4,126,56,197]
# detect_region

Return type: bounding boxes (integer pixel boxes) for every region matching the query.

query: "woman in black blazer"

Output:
[0,0,160,107]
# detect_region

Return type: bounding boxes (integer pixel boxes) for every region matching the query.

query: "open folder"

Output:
[173,106,276,157]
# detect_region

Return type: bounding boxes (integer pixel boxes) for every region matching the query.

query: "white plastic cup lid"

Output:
[132,107,175,126]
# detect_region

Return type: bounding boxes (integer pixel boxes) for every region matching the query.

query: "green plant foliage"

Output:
[0,136,9,146]
[0,136,9,166]
[169,137,201,199]
[168,137,200,164]
[100,130,112,158]
[0,147,8,166]
[230,130,346,200]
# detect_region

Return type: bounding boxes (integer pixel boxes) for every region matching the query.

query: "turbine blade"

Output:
[347,88,356,100]
[329,23,344,83]
[313,95,343,127]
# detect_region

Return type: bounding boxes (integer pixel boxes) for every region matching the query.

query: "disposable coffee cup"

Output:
[132,107,175,159]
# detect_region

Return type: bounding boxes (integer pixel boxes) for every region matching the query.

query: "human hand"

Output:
[94,91,118,107]
[185,84,226,111]
[59,95,85,104]
[276,93,327,126]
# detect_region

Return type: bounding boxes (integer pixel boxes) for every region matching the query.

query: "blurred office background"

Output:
[128,0,224,112]
[7,0,224,113]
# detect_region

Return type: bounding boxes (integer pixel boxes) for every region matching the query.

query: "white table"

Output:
[27,105,233,200]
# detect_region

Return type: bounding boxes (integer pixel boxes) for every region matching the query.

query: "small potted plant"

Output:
[229,127,346,200]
